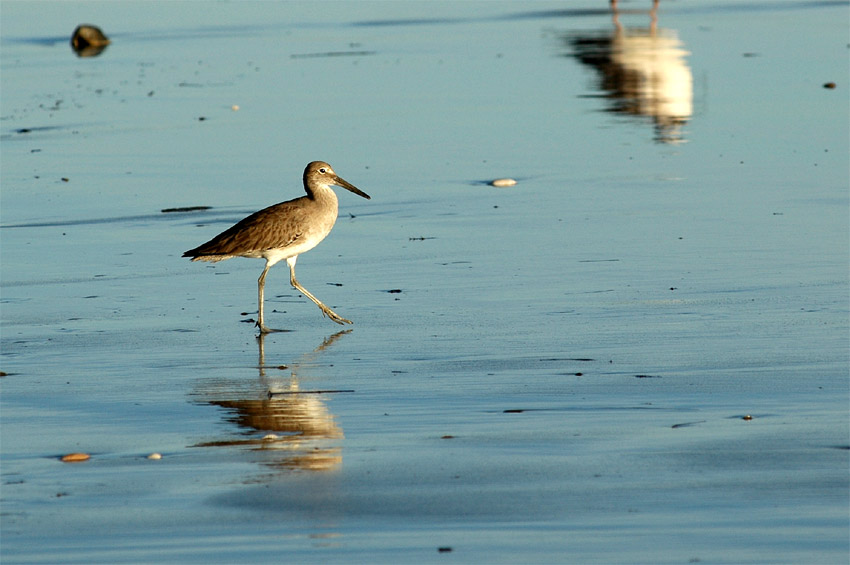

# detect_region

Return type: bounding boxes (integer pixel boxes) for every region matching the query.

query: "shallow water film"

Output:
[2,1,848,563]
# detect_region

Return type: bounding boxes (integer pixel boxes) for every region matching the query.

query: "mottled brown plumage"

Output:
[183,161,370,332]
[184,198,324,261]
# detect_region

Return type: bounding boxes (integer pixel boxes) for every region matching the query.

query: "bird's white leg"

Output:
[257,261,272,333]
[287,256,352,325]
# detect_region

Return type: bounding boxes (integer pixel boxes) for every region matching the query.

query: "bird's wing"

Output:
[183,199,310,258]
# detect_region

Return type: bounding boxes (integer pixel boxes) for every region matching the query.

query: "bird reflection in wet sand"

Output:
[192,331,351,473]
[563,0,692,144]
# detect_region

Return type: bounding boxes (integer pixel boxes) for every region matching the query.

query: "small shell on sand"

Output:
[489,178,517,187]
[231,105,240,111]
[147,453,163,460]
[71,25,110,48]
[61,452,91,463]
[70,25,110,57]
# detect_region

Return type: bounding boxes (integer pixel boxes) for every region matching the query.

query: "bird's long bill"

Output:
[333,176,371,200]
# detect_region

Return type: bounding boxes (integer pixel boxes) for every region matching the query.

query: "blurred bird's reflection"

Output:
[563,1,692,144]
[192,331,351,473]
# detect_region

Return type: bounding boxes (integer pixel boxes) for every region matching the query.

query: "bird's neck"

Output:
[308,186,339,210]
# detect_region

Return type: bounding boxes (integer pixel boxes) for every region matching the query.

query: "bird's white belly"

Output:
[261,230,329,267]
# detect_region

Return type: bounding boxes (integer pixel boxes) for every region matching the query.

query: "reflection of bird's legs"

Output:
[256,331,267,377]
[611,0,659,34]
[650,0,659,34]
[317,330,353,353]
[610,0,660,10]
[287,257,352,325]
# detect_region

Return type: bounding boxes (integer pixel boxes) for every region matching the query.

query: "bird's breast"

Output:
[260,191,339,262]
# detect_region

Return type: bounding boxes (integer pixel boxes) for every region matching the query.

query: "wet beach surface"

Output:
[1,1,848,563]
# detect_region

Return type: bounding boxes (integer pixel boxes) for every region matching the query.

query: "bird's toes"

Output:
[327,312,352,325]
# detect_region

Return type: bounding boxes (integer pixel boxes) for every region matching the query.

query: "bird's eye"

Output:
[319,168,327,174]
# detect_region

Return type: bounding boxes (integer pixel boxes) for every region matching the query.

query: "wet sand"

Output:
[2,1,848,563]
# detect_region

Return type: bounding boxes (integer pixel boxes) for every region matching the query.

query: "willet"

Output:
[183,161,370,333]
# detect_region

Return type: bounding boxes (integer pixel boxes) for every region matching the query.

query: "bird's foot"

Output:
[256,321,291,334]
[321,306,353,325]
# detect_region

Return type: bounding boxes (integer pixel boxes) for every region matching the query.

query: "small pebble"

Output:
[231,104,240,111]
[489,178,517,187]
[61,452,90,463]
[147,452,162,460]
[823,82,836,89]
[742,414,753,421]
